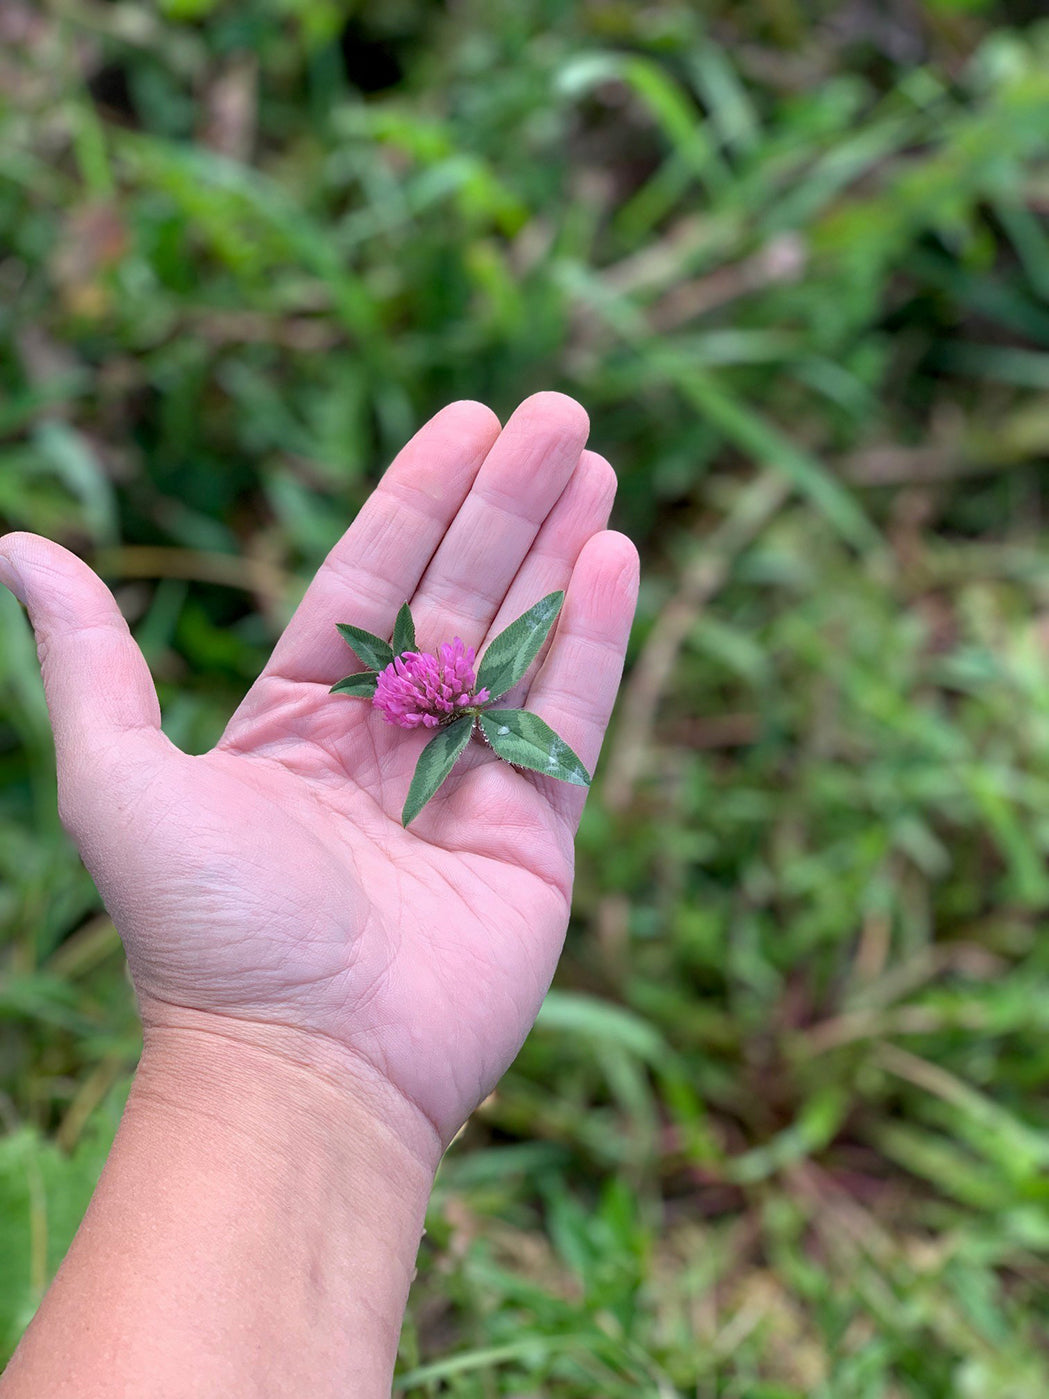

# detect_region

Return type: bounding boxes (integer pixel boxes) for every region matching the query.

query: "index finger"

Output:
[260,400,501,686]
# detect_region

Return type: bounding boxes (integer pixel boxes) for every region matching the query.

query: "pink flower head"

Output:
[373,638,490,729]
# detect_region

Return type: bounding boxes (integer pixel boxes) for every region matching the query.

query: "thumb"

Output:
[0,532,162,776]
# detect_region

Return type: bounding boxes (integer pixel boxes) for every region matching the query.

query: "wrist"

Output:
[3,1004,439,1399]
[136,997,445,1181]
[134,1017,439,1377]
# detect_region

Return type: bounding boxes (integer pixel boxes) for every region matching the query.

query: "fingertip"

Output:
[381,399,503,506]
[0,529,42,552]
[577,451,618,514]
[603,530,641,595]
[511,391,590,444]
[0,533,120,630]
[565,530,640,633]
[1,530,49,570]
[0,532,32,603]
[0,533,162,754]
[429,399,503,438]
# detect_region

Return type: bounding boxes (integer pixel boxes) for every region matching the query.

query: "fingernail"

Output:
[0,553,26,604]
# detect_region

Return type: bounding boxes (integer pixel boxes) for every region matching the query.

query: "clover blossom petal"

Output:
[373,637,490,730]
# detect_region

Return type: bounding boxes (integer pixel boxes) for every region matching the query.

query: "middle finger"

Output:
[408,391,590,650]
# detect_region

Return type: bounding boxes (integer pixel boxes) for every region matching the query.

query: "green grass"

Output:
[4,1,1049,1391]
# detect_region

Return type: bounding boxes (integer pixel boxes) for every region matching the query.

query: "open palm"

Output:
[0,394,638,1149]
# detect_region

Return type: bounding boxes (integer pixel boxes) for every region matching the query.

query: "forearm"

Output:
[0,1022,439,1399]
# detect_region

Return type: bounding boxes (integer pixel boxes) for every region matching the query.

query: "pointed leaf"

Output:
[392,602,416,655]
[330,670,379,697]
[476,591,564,702]
[402,716,475,826]
[479,709,590,786]
[335,622,394,671]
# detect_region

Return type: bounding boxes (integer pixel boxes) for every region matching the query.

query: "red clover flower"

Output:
[373,639,490,729]
[331,594,590,825]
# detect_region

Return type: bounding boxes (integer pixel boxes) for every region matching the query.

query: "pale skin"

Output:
[0,392,640,1398]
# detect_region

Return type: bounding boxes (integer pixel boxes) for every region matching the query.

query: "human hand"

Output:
[0,394,638,1164]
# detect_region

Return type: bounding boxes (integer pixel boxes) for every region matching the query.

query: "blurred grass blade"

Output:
[536,992,669,1064]
[556,53,730,197]
[563,262,878,550]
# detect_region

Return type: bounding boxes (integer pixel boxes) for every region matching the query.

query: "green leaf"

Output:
[402,716,475,826]
[479,709,590,786]
[392,601,416,655]
[330,670,379,697]
[335,622,394,671]
[476,592,564,701]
